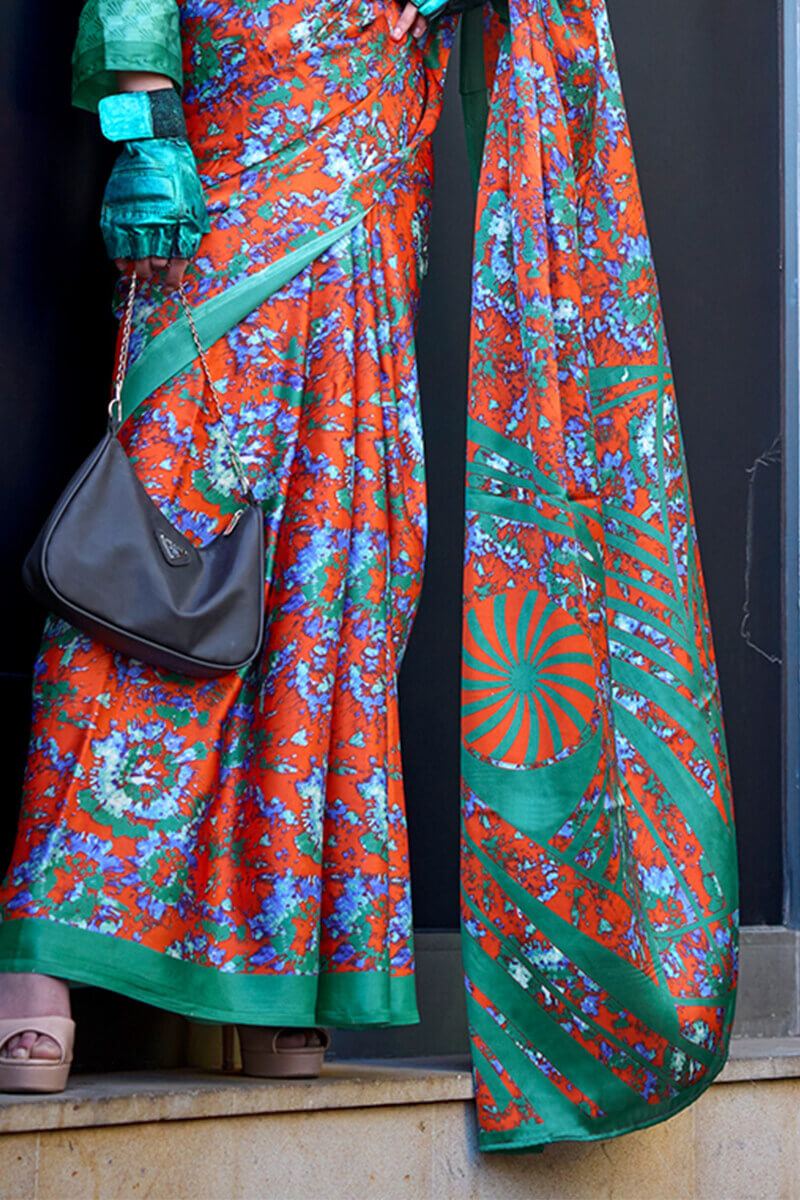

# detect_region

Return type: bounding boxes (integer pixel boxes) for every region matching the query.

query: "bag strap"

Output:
[109,272,254,501]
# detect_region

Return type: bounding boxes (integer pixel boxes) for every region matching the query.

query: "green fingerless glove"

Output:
[98,89,210,262]
[100,137,211,261]
[413,0,485,18]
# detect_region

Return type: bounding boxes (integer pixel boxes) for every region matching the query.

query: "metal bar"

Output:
[782,0,800,928]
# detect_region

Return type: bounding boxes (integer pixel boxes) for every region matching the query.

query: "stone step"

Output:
[1,1042,799,1199]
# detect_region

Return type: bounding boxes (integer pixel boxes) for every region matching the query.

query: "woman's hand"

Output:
[101,137,210,292]
[106,72,207,293]
[390,2,428,40]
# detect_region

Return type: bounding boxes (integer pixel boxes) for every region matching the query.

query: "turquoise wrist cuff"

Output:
[98,88,187,142]
[413,0,484,16]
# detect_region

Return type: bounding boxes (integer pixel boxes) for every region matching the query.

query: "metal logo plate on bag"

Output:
[156,529,191,566]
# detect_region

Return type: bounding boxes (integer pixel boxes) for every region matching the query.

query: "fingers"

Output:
[112,255,190,293]
[391,2,427,40]
[163,256,189,293]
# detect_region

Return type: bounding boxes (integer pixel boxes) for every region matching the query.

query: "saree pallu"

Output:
[460,0,739,1151]
[0,0,456,1026]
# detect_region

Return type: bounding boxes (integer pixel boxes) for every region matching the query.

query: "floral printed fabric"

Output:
[459,0,739,1151]
[0,0,455,1026]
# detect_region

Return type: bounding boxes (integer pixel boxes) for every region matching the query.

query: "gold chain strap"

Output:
[108,273,253,501]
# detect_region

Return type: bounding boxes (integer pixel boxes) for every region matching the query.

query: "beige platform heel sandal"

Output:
[0,1016,75,1093]
[236,1025,329,1079]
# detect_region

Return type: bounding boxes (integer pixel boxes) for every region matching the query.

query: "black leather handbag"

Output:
[23,274,265,679]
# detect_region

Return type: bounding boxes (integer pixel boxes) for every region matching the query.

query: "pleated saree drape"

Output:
[0,0,455,1028]
[459,0,739,1152]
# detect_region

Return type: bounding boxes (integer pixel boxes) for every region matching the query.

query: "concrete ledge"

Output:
[1,1039,799,1137]
[721,1037,800,1082]
[0,1059,474,1136]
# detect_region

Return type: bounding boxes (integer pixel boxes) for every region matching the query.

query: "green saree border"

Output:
[477,1050,729,1153]
[0,918,419,1028]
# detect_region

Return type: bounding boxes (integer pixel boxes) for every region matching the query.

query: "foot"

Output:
[270,1028,324,1049]
[0,973,71,1062]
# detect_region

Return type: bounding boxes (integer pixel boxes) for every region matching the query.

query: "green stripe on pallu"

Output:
[653,913,728,941]
[119,211,368,423]
[562,759,612,858]
[618,773,731,979]
[612,655,730,810]
[465,489,576,541]
[466,492,604,585]
[468,460,555,498]
[611,627,699,694]
[461,823,719,1062]
[649,327,702,690]
[462,726,602,843]
[465,606,509,670]
[607,596,692,653]
[599,500,672,545]
[465,930,648,1113]
[467,417,567,500]
[466,692,517,739]
[466,421,608,577]
[492,698,528,761]
[468,464,599,563]
[675,425,735,828]
[0,917,419,1027]
[605,566,689,628]
[591,382,662,417]
[587,367,671,420]
[536,680,593,736]
[672,992,737,1008]
[537,665,596,700]
[605,531,680,582]
[613,705,737,898]
[470,1038,518,1116]
[588,364,665,390]
[461,889,682,1092]
[467,990,589,1135]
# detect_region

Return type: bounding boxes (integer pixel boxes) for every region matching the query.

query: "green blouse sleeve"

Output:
[71,0,183,112]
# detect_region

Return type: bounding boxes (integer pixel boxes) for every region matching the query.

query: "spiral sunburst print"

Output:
[462,590,596,767]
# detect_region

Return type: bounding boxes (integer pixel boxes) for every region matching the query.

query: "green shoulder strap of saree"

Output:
[119,210,369,424]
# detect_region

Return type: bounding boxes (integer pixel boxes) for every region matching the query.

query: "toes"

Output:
[16,1032,38,1058]
[0,1031,62,1061]
[31,1035,62,1061]
[276,1030,307,1050]
[0,1033,21,1059]
[1,1031,35,1059]
[275,1029,323,1048]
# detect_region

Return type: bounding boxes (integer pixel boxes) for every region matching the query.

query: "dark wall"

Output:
[0,2,783,927]
[0,2,119,866]
[605,2,783,924]
[405,0,783,926]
